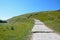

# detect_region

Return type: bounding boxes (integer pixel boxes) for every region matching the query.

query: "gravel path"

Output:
[31,19,60,40]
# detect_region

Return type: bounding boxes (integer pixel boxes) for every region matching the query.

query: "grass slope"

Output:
[0,10,60,40]
[32,10,60,34]
[0,15,34,40]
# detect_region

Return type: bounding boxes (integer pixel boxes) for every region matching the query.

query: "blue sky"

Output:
[0,0,60,20]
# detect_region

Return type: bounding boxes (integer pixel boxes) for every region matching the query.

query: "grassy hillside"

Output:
[0,10,60,40]
[0,15,34,40]
[32,10,60,34]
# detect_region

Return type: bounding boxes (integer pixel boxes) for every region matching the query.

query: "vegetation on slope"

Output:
[0,10,60,40]
[0,15,34,40]
[32,10,60,34]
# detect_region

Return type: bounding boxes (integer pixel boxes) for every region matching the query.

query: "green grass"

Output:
[32,10,60,34]
[0,10,60,40]
[0,15,34,40]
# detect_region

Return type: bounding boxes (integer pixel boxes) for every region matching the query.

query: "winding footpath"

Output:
[31,19,60,40]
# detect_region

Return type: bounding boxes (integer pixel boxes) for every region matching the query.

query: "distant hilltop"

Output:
[0,20,7,23]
